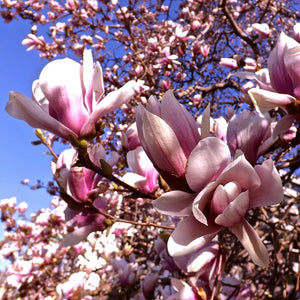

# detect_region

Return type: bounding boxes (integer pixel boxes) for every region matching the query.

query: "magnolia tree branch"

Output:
[220,0,260,56]
[71,136,157,200]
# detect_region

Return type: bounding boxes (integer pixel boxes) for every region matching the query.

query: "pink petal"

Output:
[284,45,300,98]
[168,215,220,257]
[92,62,104,105]
[230,219,269,267]
[249,159,283,208]
[6,91,77,139]
[186,137,231,192]
[193,182,217,225]
[61,224,98,247]
[272,114,295,140]
[268,32,298,95]
[187,242,219,273]
[236,113,270,164]
[146,95,161,115]
[216,154,261,191]
[140,109,187,176]
[248,88,295,113]
[69,167,95,202]
[81,80,143,137]
[153,191,194,217]
[211,182,242,217]
[82,49,95,113]
[214,191,250,227]
[39,57,89,135]
[160,90,200,157]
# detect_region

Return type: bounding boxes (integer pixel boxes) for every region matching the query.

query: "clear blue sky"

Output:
[0,20,59,216]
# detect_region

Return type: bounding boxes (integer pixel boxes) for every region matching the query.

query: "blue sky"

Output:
[0,20,58,216]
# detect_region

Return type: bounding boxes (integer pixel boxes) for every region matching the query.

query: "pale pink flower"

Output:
[123,146,159,194]
[22,33,46,51]
[248,32,300,113]
[17,201,29,213]
[122,122,141,150]
[53,148,111,246]
[154,137,283,267]
[200,44,210,57]
[251,23,270,38]
[220,57,238,69]
[6,49,145,139]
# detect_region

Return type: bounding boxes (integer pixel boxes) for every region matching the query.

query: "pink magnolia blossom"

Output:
[220,57,238,69]
[136,90,201,191]
[248,32,300,113]
[52,147,113,246]
[6,49,145,140]
[123,146,159,194]
[122,122,141,151]
[153,137,283,267]
[251,23,270,38]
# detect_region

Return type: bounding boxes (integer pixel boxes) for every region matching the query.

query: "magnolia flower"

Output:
[123,146,159,194]
[52,147,118,247]
[153,137,283,267]
[122,122,141,151]
[6,49,145,139]
[136,90,201,191]
[220,57,238,69]
[251,23,270,38]
[248,32,300,113]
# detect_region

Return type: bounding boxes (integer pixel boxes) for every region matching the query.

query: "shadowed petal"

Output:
[215,191,250,227]
[217,154,261,191]
[268,32,298,95]
[186,137,231,192]
[230,219,269,267]
[248,88,295,113]
[187,242,219,273]
[249,159,283,208]
[193,182,217,225]
[153,191,194,216]
[168,215,220,257]
[272,114,295,140]
[284,45,300,98]
[200,103,211,139]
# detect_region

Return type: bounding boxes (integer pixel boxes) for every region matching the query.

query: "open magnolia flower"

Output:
[247,32,300,114]
[6,49,145,139]
[153,137,283,267]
